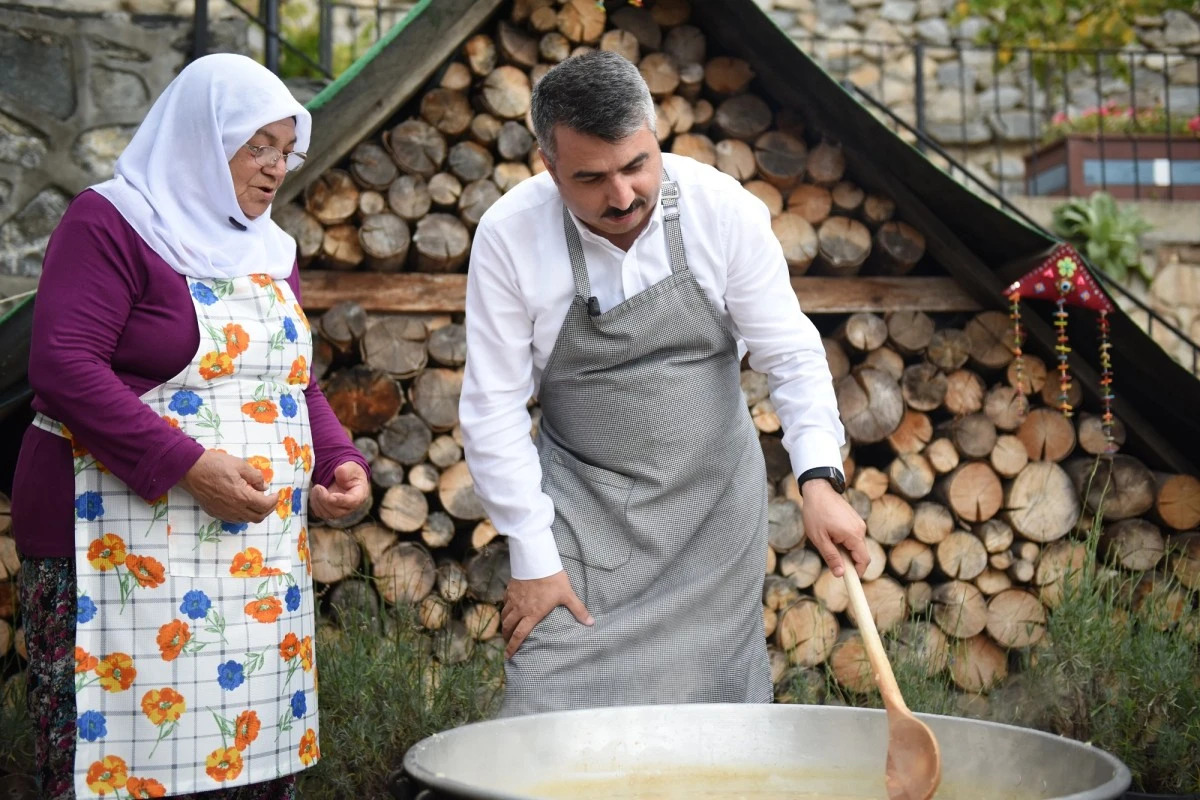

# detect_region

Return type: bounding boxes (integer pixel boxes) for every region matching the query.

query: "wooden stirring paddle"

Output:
[839,546,942,800]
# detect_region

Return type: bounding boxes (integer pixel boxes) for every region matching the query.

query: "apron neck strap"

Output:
[560,167,690,306]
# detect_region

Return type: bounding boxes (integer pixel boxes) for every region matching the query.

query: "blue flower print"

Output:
[168,390,204,416]
[290,690,306,719]
[190,283,218,306]
[285,585,301,612]
[291,488,302,516]
[74,491,104,521]
[283,317,298,343]
[221,521,249,534]
[77,595,97,624]
[280,394,298,419]
[180,590,211,620]
[77,710,107,742]
[217,660,245,691]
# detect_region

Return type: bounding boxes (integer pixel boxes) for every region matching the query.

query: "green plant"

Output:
[1052,191,1154,284]
[1014,475,1200,794]
[277,1,377,81]
[296,587,503,800]
[0,659,35,779]
[951,0,1196,84]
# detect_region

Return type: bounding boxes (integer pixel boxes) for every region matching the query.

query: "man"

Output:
[459,50,869,718]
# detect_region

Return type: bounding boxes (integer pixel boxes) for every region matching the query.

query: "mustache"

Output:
[602,200,644,218]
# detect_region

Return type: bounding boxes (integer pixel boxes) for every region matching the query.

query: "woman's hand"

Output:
[309,462,370,521]
[178,450,280,523]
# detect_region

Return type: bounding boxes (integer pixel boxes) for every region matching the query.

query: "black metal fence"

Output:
[797,35,1200,201]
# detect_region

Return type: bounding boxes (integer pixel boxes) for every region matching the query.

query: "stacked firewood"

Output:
[762,310,1200,697]
[273,0,928,280]
[0,495,23,666]
[298,299,1200,696]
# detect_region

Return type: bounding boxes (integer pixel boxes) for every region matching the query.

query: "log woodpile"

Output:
[0,1,1167,716]
[275,0,928,282]
[298,296,1200,700]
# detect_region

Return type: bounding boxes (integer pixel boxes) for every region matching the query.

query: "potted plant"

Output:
[1024,103,1200,200]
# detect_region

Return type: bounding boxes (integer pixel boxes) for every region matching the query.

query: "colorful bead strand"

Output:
[1009,288,1028,414]
[1098,309,1115,452]
[1054,297,1073,416]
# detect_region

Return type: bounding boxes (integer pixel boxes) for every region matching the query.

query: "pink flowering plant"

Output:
[1041,101,1200,143]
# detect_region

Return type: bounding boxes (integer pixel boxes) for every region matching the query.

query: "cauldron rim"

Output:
[402,702,1132,800]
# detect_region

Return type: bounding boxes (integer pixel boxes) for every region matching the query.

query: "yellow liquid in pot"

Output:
[524,765,1033,800]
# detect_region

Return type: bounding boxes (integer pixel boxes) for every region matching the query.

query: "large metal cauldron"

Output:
[400,703,1130,800]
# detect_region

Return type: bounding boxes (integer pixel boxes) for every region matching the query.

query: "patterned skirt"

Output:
[19,557,298,800]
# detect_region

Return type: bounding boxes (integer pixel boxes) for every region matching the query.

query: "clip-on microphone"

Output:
[587,296,602,317]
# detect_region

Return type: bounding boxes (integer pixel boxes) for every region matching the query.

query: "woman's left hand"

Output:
[309,462,370,521]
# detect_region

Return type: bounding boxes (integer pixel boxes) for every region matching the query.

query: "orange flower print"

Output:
[125,777,167,798]
[250,273,273,287]
[199,350,236,380]
[141,687,186,726]
[223,323,250,357]
[86,754,129,795]
[276,487,293,521]
[124,554,165,589]
[299,728,319,766]
[294,303,311,331]
[230,547,266,578]
[161,415,180,430]
[246,455,274,486]
[287,356,309,386]
[242,399,278,424]
[205,746,243,783]
[297,528,310,576]
[300,444,313,473]
[234,710,261,751]
[273,283,286,304]
[75,646,99,674]
[156,620,191,662]
[300,635,314,673]
[283,436,301,464]
[86,533,127,572]
[95,652,137,693]
[245,596,283,623]
[280,633,301,661]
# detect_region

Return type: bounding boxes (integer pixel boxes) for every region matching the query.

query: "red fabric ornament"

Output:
[1006,243,1117,452]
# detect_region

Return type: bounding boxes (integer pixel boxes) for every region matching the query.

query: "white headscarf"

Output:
[91,53,312,281]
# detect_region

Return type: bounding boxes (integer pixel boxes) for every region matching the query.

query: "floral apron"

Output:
[34,273,320,798]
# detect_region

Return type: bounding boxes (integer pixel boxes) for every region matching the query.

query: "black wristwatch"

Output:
[797,466,846,494]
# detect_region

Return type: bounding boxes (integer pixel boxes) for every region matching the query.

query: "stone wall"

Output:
[0,2,249,282]
[756,0,1200,194]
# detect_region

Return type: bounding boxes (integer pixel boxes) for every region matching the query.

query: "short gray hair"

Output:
[531,50,657,164]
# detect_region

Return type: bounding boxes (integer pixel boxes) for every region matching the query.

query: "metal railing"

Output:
[192,0,415,81]
[847,84,1200,375]
[798,35,1200,201]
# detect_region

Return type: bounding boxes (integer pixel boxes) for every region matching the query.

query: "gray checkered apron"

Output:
[501,171,773,716]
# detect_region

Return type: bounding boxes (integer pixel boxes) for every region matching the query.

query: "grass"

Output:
[775,459,1200,795]
[296,582,504,800]
[0,661,35,778]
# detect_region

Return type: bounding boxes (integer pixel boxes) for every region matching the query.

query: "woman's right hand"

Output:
[178,450,280,523]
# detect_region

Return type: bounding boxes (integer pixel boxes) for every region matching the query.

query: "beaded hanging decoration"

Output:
[1007,243,1117,452]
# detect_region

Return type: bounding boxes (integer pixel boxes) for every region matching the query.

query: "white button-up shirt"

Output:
[460,152,846,580]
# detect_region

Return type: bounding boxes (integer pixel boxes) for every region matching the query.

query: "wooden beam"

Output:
[275,0,505,208]
[298,271,979,314]
[300,271,468,313]
[792,276,980,313]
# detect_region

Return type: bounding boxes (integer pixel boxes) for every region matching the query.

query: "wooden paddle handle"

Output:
[839,546,908,712]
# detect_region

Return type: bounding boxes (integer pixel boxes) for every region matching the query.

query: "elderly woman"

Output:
[11,54,370,799]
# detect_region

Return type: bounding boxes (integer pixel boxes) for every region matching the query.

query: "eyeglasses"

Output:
[245,144,307,172]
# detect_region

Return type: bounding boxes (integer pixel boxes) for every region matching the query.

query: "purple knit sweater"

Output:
[11,189,369,558]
